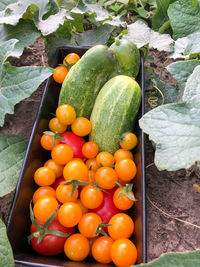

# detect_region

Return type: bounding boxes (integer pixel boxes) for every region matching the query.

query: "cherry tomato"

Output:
[56,104,76,125]
[33,196,59,223]
[115,159,137,182]
[82,142,99,159]
[111,238,137,267]
[30,217,75,256]
[64,233,90,261]
[114,149,133,162]
[32,186,56,204]
[44,159,64,178]
[85,158,98,171]
[120,132,137,150]
[92,236,114,264]
[58,202,82,227]
[63,160,88,182]
[95,167,118,189]
[53,66,68,84]
[49,117,67,133]
[63,53,80,65]
[75,199,88,215]
[34,166,56,186]
[113,185,135,210]
[51,144,74,165]
[91,188,120,225]
[96,152,115,167]
[88,170,95,184]
[40,133,60,151]
[51,176,66,190]
[80,184,103,209]
[78,212,102,238]
[56,183,78,203]
[108,213,134,240]
[72,117,92,136]
[60,131,85,160]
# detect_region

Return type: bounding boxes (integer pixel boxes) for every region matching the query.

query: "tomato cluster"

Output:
[30,99,139,266]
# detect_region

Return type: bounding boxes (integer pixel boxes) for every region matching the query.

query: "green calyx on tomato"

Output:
[115,182,136,201]
[64,179,89,197]
[92,181,109,194]
[43,131,64,147]
[94,222,112,237]
[28,202,69,244]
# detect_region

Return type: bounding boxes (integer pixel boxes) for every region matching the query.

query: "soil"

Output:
[1,38,200,262]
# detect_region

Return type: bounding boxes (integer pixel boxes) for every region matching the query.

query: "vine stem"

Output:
[147,194,200,230]
[158,20,171,34]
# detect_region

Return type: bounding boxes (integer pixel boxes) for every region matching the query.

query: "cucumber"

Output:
[89,75,141,154]
[58,45,116,118]
[110,39,140,79]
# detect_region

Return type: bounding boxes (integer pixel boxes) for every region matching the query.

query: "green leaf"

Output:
[123,20,173,52]
[168,0,200,39]
[76,24,114,46]
[0,39,18,72]
[169,32,200,59]
[138,249,200,266]
[0,20,40,58]
[166,59,200,90]
[0,218,14,266]
[0,62,53,126]
[57,0,79,10]
[0,134,28,197]
[0,0,18,11]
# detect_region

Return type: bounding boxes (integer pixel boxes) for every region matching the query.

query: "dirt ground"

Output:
[0,38,200,262]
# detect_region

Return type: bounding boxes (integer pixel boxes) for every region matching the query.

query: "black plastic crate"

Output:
[7,46,146,266]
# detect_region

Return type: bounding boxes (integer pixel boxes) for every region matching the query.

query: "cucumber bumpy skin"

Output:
[58,45,116,119]
[89,75,141,154]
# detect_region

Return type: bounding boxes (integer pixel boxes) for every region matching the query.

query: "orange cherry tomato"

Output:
[71,117,92,136]
[44,159,64,178]
[120,132,137,150]
[51,144,74,165]
[56,104,76,125]
[33,196,59,223]
[53,66,68,84]
[82,141,99,159]
[92,236,114,264]
[75,199,88,215]
[34,166,56,186]
[32,186,56,204]
[111,238,137,267]
[115,159,137,182]
[64,233,89,261]
[113,186,135,210]
[63,160,88,182]
[96,152,115,167]
[85,158,98,171]
[108,213,134,240]
[95,167,118,189]
[88,170,95,184]
[49,117,67,133]
[78,212,102,238]
[63,53,80,65]
[114,149,133,162]
[80,184,103,209]
[40,133,60,151]
[56,183,78,203]
[58,202,82,227]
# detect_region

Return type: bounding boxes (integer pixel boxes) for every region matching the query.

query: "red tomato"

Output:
[30,217,75,256]
[51,176,66,190]
[60,131,85,160]
[91,188,121,225]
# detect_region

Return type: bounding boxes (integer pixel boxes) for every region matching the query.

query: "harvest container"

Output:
[7,46,146,266]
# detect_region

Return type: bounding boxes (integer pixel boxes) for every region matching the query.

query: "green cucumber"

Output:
[110,39,140,78]
[89,75,141,154]
[58,45,116,118]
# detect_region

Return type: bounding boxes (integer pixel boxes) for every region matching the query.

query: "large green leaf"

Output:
[138,249,200,266]
[123,20,173,52]
[76,24,114,46]
[168,0,200,39]
[0,134,28,197]
[169,32,200,59]
[140,65,200,171]
[166,59,200,90]
[0,20,40,58]
[0,39,17,72]
[58,0,79,10]
[0,218,14,266]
